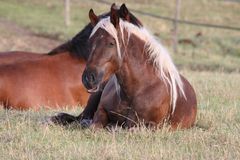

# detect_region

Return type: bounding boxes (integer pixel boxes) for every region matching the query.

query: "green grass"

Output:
[0,0,89,39]
[0,71,240,159]
[0,0,239,71]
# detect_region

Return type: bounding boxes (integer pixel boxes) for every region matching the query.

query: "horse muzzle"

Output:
[82,68,103,93]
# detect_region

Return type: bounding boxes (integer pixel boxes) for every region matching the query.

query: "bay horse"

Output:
[0,51,89,110]
[0,22,93,109]
[82,4,197,129]
[0,6,142,111]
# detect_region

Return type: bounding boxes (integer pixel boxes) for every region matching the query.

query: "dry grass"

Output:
[0,71,239,160]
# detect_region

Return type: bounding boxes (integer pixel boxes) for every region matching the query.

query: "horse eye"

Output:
[108,42,115,47]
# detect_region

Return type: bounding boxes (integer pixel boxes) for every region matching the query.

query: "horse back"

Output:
[0,51,43,65]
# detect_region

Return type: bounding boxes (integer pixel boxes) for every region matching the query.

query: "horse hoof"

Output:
[40,116,55,126]
[41,112,75,126]
[80,119,92,128]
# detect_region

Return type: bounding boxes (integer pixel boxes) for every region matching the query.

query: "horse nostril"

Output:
[88,72,96,83]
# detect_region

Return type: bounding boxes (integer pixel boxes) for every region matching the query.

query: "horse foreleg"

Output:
[45,90,103,127]
[90,105,109,130]
[75,91,103,128]
[76,91,102,120]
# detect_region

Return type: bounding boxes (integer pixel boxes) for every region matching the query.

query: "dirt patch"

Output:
[0,18,62,53]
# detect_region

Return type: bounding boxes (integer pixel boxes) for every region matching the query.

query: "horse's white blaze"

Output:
[90,17,186,115]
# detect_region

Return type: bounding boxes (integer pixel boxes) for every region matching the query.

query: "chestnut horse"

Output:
[0,6,142,111]
[48,4,143,125]
[81,4,197,129]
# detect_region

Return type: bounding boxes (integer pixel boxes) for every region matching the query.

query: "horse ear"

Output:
[110,3,119,28]
[119,3,130,21]
[89,9,98,26]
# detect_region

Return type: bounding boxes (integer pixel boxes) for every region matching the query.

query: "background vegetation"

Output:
[0,0,239,71]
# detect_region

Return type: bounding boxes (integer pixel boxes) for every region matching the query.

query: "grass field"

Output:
[0,0,239,159]
[0,71,239,159]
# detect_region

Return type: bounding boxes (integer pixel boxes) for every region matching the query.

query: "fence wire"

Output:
[92,0,240,31]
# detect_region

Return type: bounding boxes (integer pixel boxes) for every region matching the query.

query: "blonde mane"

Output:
[90,17,186,114]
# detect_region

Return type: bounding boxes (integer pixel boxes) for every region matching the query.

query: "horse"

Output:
[0,42,91,109]
[81,4,197,130]
[47,4,143,125]
[0,5,142,112]
[0,22,94,110]
[0,52,90,110]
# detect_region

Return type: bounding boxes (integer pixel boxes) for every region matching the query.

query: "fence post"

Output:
[172,0,181,54]
[64,0,71,27]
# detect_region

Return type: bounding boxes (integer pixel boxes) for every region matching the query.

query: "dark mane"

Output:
[47,41,71,55]
[48,10,142,60]
[48,23,92,60]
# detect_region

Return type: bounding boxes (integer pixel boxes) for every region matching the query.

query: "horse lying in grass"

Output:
[0,46,89,110]
[49,4,197,130]
[81,4,197,129]
[0,19,94,109]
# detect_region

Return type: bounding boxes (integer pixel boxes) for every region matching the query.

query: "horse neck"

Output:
[116,34,161,98]
[48,41,71,55]
[54,51,84,63]
[34,51,83,69]
[48,41,89,61]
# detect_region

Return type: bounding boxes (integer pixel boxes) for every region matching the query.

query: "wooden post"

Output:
[173,0,181,54]
[64,0,70,27]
